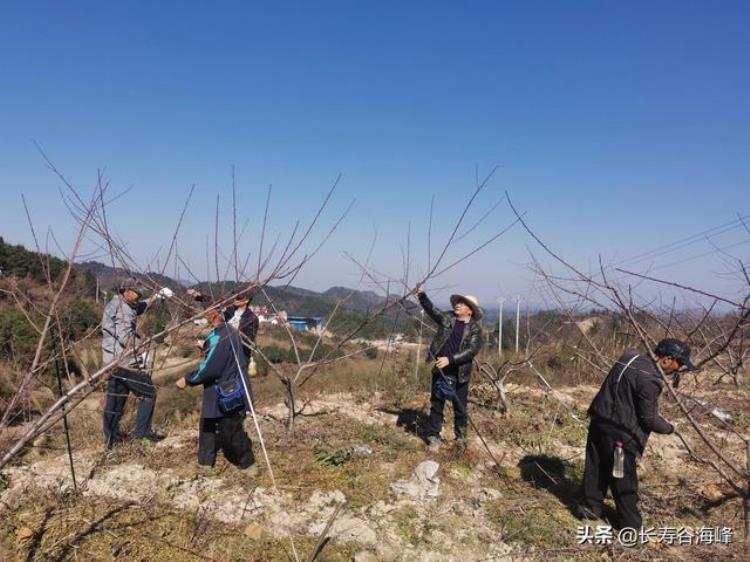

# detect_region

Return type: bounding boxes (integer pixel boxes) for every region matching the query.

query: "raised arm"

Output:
[417,290,447,325]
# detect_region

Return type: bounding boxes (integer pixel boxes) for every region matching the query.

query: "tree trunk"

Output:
[283,377,296,434]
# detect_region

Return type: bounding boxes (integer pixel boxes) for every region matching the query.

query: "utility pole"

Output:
[497,297,504,359]
[515,295,521,354]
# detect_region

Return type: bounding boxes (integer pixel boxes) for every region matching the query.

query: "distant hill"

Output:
[0,236,96,295]
[76,261,183,294]
[77,260,418,339]
[0,238,419,339]
[321,286,385,312]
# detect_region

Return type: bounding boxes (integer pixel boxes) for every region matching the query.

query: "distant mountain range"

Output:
[76,260,418,336]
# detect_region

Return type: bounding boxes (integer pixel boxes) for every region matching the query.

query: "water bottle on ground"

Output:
[612,441,625,479]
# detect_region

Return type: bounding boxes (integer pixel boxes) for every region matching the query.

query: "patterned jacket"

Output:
[101,295,147,368]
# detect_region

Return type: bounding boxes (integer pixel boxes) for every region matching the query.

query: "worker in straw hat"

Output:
[415,288,483,452]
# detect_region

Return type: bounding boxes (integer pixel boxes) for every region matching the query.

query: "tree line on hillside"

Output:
[0,237,96,295]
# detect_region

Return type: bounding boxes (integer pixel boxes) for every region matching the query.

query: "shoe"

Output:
[455,437,468,452]
[135,431,166,445]
[427,436,442,453]
[244,464,260,477]
[145,431,166,442]
[104,430,129,449]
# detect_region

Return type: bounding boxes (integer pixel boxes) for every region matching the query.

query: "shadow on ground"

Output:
[379,407,431,443]
[518,454,615,523]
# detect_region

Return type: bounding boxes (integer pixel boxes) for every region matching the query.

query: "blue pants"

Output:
[428,371,469,439]
[102,368,156,447]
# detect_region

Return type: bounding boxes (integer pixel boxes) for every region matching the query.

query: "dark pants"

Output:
[428,371,469,439]
[103,368,157,447]
[198,411,255,468]
[581,421,642,529]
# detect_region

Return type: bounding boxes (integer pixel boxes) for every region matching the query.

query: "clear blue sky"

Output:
[1,1,748,307]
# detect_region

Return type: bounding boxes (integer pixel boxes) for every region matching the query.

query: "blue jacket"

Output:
[187,323,250,418]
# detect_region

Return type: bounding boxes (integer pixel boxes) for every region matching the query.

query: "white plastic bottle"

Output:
[612,441,625,479]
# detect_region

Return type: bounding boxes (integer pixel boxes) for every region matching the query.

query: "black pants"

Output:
[428,371,469,439]
[198,411,255,468]
[103,368,157,447]
[581,421,641,529]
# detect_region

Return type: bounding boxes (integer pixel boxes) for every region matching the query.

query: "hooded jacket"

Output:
[588,349,674,454]
[187,323,250,418]
[418,293,483,383]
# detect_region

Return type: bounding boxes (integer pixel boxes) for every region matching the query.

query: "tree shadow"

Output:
[379,407,431,443]
[518,454,615,522]
[24,507,54,562]
[48,502,134,562]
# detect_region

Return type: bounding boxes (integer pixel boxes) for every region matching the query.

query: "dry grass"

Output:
[2,345,749,561]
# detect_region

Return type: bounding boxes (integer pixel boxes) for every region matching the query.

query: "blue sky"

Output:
[1,1,748,307]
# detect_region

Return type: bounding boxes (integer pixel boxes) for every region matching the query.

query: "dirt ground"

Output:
[0,368,748,561]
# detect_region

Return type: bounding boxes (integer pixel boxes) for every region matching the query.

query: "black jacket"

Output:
[224,305,259,360]
[187,323,250,418]
[418,293,483,383]
[588,349,674,454]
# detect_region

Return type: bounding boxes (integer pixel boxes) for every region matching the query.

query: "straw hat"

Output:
[450,294,483,320]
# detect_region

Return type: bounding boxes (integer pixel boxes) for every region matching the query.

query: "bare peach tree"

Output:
[506,193,750,538]
[0,159,353,474]
[243,167,522,433]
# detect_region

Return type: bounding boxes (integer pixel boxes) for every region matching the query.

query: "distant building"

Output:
[249,306,321,333]
[287,315,324,333]
[251,306,287,325]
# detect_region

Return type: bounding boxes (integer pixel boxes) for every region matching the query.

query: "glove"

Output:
[157,287,174,299]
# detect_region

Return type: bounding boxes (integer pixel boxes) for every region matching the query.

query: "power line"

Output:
[650,238,750,272]
[610,213,750,270]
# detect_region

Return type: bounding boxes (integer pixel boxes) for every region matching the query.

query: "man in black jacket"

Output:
[175,307,256,470]
[578,338,695,528]
[416,289,483,452]
[223,291,259,364]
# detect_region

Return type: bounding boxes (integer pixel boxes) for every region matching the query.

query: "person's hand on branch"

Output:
[435,357,450,369]
[175,377,187,390]
[187,288,207,301]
